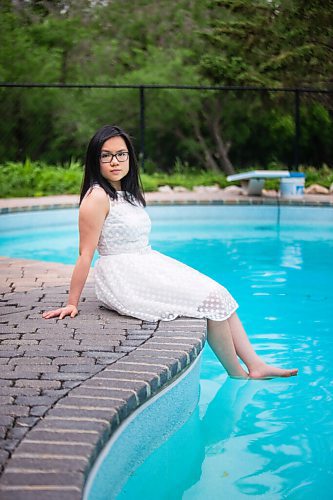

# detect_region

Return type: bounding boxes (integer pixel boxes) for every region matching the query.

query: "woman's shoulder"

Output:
[80,185,110,214]
[83,184,109,201]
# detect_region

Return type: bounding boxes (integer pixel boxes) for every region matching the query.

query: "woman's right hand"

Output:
[42,304,78,320]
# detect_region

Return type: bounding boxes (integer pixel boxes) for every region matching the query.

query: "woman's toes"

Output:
[249,365,298,379]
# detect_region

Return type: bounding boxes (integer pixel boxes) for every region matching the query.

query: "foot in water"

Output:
[248,363,298,380]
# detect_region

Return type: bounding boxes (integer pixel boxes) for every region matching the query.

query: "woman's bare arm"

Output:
[42,188,109,319]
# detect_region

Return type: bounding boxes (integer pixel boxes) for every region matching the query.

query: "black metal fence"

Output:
[1,82,332,172]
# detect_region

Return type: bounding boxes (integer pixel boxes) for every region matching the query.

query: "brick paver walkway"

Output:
[0,256,205,499]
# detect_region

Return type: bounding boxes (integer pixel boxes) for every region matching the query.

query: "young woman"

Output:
[43,125,298,380]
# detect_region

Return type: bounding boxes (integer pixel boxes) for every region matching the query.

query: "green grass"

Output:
[0,160,332,198]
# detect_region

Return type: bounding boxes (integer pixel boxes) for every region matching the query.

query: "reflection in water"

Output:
[119,324,332,500]
[280,243,303,270]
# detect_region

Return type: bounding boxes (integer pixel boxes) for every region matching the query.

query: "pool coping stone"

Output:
[0,189,333,214]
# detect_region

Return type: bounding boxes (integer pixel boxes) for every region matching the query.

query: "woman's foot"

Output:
[248,363,298,380]
[228,367,249,379]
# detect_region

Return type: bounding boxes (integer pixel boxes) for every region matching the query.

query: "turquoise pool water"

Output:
[1,205,333,498]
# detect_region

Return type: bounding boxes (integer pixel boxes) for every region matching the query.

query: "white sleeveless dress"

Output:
[94,189,238,322]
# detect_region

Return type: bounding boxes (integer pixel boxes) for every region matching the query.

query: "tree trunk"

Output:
[192,118,221,173]
[203,98,236,176]
[212,120,235,175]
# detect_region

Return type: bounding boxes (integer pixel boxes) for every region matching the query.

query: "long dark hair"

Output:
[79,125,146,207]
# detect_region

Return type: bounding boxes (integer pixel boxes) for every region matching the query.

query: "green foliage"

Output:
[202,0,333,88]
[0,160,229,196]
[0,0,332,176]
[300,165,333,189]
[1,160,331,197]
[0,160,83,197]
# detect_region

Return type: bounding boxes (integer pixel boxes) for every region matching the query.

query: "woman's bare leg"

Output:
[227,313,298,378]
[207,315,298,379]
[206,319,248,378]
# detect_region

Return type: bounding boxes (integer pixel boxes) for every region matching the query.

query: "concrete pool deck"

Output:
[0,190,332,498]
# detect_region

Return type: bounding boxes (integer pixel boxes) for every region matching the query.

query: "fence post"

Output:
[139,86,145,170]
[293,89,301,171]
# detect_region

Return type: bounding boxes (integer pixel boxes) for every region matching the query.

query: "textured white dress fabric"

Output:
[93,188,239,322]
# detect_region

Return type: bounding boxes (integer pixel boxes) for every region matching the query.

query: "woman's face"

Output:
[99,136,130,190]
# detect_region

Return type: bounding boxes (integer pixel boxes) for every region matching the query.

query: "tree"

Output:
[200,0,333,88]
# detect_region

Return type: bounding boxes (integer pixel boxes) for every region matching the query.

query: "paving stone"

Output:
[81,351,124,360]
[123,351,182,376]
[122,339,147,346]
[74,333,126,341]
[15,380,61,389]
[4,455,88,473]
[0,471,84,488]
[77,344,117,352]
[39,340,80,347]
[0,438,19,452]
[79,340,121,347]
[6,427,29,440]
[114,346,136,353]
[0,487,82,499]
[0,417,14,427]
[0,335,21,341]
[135,346,192,365]
[0,449,9,469]
[37,417,111,433]
[15,417,40,428]
[126,334,152,340]
[48,406,119,423]
[1,339,39,345]
[8,357,52,366]
[6,326,37,334]
[29,406,50,417]
[0,364,14,372]
[17,441,94,456]
[0,325,21,335]
[18,348,80,357]
[1,371,41,380]
[92,370,160,392]
[0,381,12,387]
[62,381,81,389]
[42,389,69,398]
[60,365,100,373]
[14,365,59,374]
[25,429,99,444]
[51,357,96,366]
[15,396,59,406]
[35,327,74,334]
[0,312,30,323]
[141,324,158,330]
[95,357,124,365]
[0,351,21,359]
[0,406,30,417]
[0,397,14,405]
[40,373,91,381]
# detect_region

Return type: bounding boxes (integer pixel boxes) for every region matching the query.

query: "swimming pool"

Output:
[1,205,333,498]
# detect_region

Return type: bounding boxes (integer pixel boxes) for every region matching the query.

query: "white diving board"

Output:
[227,170,290,196]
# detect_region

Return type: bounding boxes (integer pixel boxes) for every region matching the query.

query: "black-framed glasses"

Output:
[100,151,129,163]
